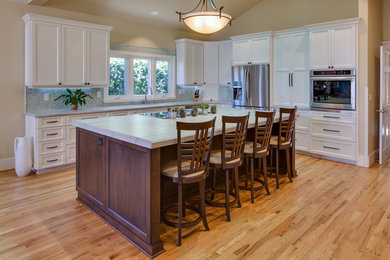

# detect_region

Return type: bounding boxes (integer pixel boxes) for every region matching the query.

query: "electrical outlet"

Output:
[43,93,49,101]
[97,91,102,98]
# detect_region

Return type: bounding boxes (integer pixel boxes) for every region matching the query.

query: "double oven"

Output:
[310,69,356,111]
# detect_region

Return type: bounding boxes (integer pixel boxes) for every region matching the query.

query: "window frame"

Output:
[105,50,176,103]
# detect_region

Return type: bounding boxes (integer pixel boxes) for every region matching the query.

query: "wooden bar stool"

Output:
[241,110,275,203]
[270,107,297,188]
[206,114,249,222]
[161,118,216,246]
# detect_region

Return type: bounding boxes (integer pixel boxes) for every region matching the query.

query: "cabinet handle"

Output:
[58,83,62,86]
[47,159,58,163]
[323,145,340,151]
[88,83,91,85]
[81,117,98,120]
[47,120,58,124]
[291,73,294,87]
[288,73,291,87]
[46,133,58,136]
[98,138,104,146]
[227,82,231,85]
[194,82,197,85]
[323,115,341,119]
[47,145,59,149]
[323,129,341,133]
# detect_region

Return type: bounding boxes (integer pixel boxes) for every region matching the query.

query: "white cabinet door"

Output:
[291,33,309,107]
[232,40,251,65]
[332,25,355,69]
[32,21,61,86]
[274,71,292,106]
[204,43,219,85]
[218,42,232,86]
[62,25,86,86]
[193,43,204,85]
[87,29,109,86]
[203,85,219,101]
[274,35,291,71]
[310,28,331,69]
[251,37,270,64]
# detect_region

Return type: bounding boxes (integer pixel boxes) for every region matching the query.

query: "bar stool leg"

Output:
[199,179,209,231]
[276,149,280,189]
[178,183,183,246]
[286,149,293,183]
[211,168,216,201]
[263,157,271,195]
[234,167,241,208]
[225,170,231,222]
[250,157,255,203]
[245,157,249,188]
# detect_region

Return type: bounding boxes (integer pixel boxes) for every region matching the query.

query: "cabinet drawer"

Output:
[38,127,65,142]
[66,144,76,163]
[38,116,65,128]
[39,153,65,169]
[311,137,355,160]
[66,113,108,125]
[66,126,76,144]
[295,131,310,151]
[311,111,355,124]
[38,140,65,155]
[311,121,355,141]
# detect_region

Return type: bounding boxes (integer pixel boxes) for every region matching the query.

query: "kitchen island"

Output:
[73,107,295,258]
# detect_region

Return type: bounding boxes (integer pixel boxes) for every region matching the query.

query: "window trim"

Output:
[105,50,176,103]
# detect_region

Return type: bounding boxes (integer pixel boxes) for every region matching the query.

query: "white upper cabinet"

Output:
[273,30,309,108]
[218,41,232,86]
[309,19,358,70]
[62,25,86,86]
[28,21,61,86]
[203,42,219,85]
[231,32,271,65]
[87,29,109,86]
[23,13,112,88]
[176,39,204,86]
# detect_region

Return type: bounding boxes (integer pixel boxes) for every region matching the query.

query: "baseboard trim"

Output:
[0,157,15,171]
[369,149,379,167]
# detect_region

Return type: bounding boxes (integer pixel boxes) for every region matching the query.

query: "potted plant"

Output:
[170,108,178,119]
[211,105,217,114]
[179,108,186,118]
[54,89,92,110]
[200,104,209,115]
[191,106,198,117]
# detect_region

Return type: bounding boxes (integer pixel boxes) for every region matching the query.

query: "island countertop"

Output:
[73,107,283,149]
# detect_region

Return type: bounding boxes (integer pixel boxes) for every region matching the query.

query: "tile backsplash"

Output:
[25,85,232,113]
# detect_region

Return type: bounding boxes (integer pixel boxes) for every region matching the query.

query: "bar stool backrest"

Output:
[278,107,297,148]
[221,114,249,168]
[176,118,216,183]
[254,110,276,157]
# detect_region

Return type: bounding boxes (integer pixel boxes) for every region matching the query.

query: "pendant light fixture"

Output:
[176,0,232,34]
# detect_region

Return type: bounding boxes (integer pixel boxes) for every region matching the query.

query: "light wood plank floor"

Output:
[1,155,390,259]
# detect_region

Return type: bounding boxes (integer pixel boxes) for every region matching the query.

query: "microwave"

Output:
[310,69,356,111]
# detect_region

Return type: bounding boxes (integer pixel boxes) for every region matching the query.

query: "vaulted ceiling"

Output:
[41,0,265,31]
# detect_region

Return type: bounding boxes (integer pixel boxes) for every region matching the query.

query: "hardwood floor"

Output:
[1,154,390,259]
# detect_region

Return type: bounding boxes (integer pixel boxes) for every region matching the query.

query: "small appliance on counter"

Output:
[232,64,270,110]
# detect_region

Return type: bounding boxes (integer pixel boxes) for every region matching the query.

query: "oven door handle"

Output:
[311,76,356,81]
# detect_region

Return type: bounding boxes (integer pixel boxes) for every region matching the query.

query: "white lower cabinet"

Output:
[66,144,76,163]
[294,110,357,163]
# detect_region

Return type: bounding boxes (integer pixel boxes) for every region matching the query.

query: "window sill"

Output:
[104,95,176,103]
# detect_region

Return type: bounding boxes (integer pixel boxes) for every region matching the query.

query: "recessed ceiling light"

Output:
[150,10,160,16]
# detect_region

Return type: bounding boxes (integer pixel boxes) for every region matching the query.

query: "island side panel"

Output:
[76,128,164,258]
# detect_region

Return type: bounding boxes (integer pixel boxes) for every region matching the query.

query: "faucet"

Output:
[144,86,153,104]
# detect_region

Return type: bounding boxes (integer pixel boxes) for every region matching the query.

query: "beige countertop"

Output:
[73,107,283,149]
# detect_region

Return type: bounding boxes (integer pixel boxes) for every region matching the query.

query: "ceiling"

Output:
[42,0,265,32]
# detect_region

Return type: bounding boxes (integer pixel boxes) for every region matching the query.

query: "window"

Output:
[105,51,175,102]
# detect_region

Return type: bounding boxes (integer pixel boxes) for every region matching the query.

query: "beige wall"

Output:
[211,0,359,41]
[383,0,390,42]
[0,1,208,163]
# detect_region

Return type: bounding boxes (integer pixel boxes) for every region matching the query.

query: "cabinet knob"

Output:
[59,82,62,86]
[98,138,104,146]
[88,83,91,85]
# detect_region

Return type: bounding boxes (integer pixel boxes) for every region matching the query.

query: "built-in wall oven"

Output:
[310,69,356,110]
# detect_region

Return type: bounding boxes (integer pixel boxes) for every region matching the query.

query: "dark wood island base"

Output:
[76,128,165,258]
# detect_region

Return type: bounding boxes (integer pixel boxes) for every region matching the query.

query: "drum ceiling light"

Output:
[176,0,232,34]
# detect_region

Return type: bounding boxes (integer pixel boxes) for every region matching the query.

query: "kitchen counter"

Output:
[74,107,295,258]
[25,101,217,117]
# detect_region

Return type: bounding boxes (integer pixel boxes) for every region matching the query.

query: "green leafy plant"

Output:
[54,89,92,110]
[200,104,209,109]
[211,105,217,109]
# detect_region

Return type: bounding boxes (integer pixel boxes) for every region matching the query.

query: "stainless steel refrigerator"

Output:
[232,64,270,109]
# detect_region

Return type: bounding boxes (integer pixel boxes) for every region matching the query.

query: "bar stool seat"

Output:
[209,150,241,166]
[244,142,268,156]
[161,160,205,182]
[270,136,291,148]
